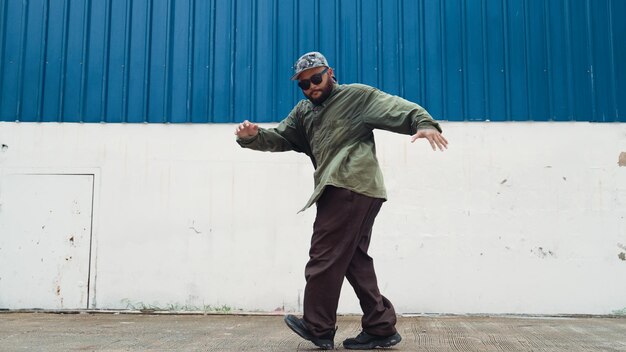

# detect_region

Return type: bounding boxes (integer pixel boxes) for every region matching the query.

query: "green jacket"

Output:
[237,83,442,212]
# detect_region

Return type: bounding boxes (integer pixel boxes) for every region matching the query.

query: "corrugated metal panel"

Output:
[0,0,624,123]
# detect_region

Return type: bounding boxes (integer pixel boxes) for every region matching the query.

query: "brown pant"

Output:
[303,186,397,337]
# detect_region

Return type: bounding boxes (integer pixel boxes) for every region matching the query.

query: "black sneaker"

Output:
[284,314,335,350]
[343,331,402,349]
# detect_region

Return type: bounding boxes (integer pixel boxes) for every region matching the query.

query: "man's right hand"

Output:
[235,120,259,139]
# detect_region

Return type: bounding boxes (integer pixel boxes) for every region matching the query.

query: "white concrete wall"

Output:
[0,121,625,315]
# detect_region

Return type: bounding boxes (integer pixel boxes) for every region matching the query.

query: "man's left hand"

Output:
[411,129,448,151]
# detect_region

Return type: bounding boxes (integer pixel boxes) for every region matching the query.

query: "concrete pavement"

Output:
[1,312,625,351]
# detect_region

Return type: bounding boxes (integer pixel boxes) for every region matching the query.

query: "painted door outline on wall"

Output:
[0,173,95,309]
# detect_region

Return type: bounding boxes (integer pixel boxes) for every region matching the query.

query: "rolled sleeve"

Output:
[362,88,442,135]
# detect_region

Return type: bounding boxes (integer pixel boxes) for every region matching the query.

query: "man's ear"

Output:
[329,68,337,82]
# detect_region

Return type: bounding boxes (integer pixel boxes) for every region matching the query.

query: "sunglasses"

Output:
[297,68,329,90]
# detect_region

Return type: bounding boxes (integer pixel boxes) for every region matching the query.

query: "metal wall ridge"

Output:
[1,0,624,123]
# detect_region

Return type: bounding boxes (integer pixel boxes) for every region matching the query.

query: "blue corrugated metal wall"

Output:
[0,0,624,123]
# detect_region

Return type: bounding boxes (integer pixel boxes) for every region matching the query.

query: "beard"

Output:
[305,79,334,105]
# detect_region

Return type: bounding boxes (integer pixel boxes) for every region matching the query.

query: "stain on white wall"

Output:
[0,122,624,315]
